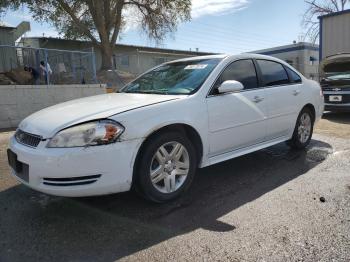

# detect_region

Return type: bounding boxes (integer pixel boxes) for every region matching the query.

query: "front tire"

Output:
[287,107,314,149]
[134,131,197,203]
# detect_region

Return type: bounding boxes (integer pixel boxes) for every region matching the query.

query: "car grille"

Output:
[324,94,350,104]
[42,174,101,187]
[322,86,350,92]
[15,129,42,148]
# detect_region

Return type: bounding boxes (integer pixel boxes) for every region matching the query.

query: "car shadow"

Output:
[0,139,333,262]
[322,111,350,124]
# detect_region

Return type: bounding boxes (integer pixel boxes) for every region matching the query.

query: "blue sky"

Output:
[1,0,310,54]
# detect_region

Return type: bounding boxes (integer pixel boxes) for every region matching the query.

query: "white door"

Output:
[255,60,303,140]
[206,59,268,157]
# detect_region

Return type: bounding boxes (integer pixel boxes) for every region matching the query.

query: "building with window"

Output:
[250,42,319,80]
[22,37,213,75]
[0,22,30,72]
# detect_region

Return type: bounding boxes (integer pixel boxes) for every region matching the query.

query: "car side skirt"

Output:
[204,135,291,167]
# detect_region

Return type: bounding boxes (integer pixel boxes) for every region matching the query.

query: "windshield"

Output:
[325,72,350,80]
[121,58,221,95]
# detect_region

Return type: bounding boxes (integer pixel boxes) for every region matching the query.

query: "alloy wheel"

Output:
[150,141,190,194]
[298,113,312,144]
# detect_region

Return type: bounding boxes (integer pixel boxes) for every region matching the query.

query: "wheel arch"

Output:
[132,123,204,185]
[138,123,203,164]
[302,103,316,122]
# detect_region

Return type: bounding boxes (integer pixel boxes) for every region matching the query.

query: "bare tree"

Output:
[302,0,349,43]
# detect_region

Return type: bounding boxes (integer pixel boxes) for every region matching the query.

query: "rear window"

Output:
[257,60,289,86]
[285,67,302,83]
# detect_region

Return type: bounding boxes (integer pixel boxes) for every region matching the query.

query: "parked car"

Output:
[7,54,324,203]
[320,54,350,111]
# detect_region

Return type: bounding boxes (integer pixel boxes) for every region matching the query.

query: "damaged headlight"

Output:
[47,120,124,148]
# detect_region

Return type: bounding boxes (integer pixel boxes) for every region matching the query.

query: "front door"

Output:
[206,59,268,157]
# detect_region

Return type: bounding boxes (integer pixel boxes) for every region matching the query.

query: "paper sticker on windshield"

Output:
[184,64,208,70]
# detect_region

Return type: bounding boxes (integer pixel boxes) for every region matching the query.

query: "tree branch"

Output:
[303,0,349,42]
[57,0,98,44]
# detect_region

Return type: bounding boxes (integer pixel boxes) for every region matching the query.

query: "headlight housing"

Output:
[47,120,124,148]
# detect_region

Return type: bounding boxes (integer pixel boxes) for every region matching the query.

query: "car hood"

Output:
[321,77,350,87]
[19,93,182,138]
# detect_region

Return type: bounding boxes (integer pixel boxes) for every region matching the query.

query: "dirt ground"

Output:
[315,112,350,139]
[0,113,349,262]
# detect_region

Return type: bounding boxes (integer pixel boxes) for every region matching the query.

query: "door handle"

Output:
[253,96,264,103]
[293,90,301,96]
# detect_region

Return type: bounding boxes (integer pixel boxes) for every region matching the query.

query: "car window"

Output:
[214,59,258,92]
[285,66,302,83]
[121,58,221,95]
[257,60,290,86]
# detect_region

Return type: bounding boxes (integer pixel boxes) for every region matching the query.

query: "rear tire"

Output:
[287,107,314,149]
[134,131,197,203]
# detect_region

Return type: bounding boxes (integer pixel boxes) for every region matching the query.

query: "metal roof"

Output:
[23,37,215,56]
[0,25,15,30]
[250,42,319,56]
[318,9,350,19]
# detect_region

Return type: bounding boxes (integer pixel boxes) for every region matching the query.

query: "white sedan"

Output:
[8,54,324,202]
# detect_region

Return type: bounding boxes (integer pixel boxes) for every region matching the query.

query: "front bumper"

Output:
[324,103,350,111]
[323,91,350,111]
[8,136,143,197]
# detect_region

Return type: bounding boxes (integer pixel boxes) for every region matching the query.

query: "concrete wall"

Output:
[321,12,350,59]
[0,84,106,129]
[301,49,319,80]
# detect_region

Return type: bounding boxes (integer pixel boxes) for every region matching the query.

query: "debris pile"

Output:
[0,68,32,85]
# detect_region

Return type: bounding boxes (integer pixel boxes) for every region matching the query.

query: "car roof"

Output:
[165,53,305,80]
[168,53,289,64]
[167,54,228,62]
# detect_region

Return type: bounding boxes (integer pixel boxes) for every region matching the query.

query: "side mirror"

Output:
[218,80,244,94]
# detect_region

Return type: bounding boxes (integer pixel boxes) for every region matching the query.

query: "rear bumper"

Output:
[8,136,143,197]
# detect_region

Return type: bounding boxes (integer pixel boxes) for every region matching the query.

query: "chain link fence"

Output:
[0,45,97,85]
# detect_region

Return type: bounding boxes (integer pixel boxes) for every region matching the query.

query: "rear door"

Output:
[206,59,268,157]
[256,60,303,140]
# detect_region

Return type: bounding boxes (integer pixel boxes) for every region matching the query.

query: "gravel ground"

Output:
[0,113,349,262]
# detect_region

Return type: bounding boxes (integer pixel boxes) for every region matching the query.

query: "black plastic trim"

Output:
[43,180,97,186]
[43,174,101,182]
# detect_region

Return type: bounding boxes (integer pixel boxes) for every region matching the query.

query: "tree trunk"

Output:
[100,43,113,70]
